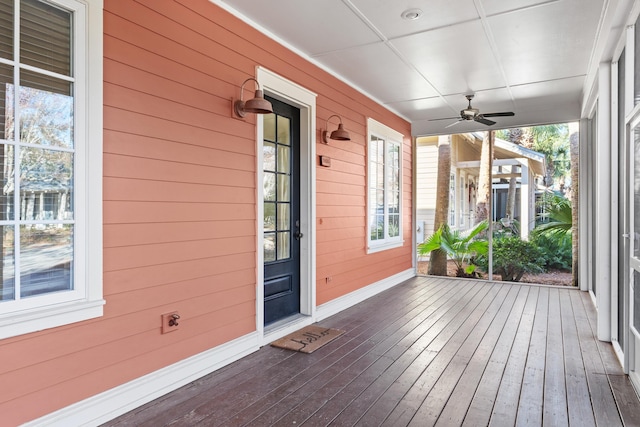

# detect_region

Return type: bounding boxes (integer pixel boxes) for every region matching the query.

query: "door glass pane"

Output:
[277,116,290,145]
[264,172,275,201]
[263,114,276,142]
[264,233,275,262]
[277,231,290,259]
[277,203,290,230]
[20,224,72,298]
[277,174,290,202]
[263,142,275,171]
[277,145,290,173]
[264,202,275,231]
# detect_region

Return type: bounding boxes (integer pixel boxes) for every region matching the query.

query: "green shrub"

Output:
[477,236,545,282]
[531,232,572,271]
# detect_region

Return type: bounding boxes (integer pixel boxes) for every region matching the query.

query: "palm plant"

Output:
[419,220,489,277]
[536,194,571,237]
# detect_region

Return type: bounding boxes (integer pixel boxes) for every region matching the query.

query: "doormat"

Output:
[270,325,345,354]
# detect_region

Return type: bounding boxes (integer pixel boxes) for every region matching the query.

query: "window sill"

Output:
[367,239,404,254]
[0,298,105,340]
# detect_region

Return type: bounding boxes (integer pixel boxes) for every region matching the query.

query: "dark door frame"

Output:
[255,68,317,342]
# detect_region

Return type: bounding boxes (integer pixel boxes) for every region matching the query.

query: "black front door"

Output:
[263,97,301,325]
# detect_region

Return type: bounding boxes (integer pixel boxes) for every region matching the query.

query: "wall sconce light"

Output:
[234,78,273,118]
[322,114,351,143]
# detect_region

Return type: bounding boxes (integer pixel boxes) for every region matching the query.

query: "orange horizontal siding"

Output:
[104,177,256,204]
[1,0,413,424]
[104,220,256,247]
[103,156,254,188]
[104,201,256,223]
[104,130,255,167]
[104,236,255,271]
[104,252,256,295]
[104,106,256,147]
[316,180,364,196]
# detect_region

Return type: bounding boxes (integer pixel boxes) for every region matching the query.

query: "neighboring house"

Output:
[0,1,638,425]
[416,133,545,242]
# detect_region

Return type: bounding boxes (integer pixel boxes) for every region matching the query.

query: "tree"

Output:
[505,174,517,221]
[498,124,571,191]
[503,128,527,221]
[428,135,451,276]
[569,122,579,285]
[475,131,493,224]
[528,124,570,190]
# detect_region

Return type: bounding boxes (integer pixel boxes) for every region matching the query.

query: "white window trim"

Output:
[0,0,103,340]
[367,118,404,254]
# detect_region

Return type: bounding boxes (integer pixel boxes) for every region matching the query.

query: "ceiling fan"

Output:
[430,94,515,128]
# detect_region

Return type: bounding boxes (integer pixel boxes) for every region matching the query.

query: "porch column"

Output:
[519,159,530,240]
[596,61,612,341]
[579,118,589,292]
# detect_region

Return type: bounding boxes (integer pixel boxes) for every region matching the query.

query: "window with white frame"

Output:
[0,0,103,339]
[367,118,403,252]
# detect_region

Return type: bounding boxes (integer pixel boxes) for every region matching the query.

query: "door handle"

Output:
[623,233,630,238]
[295,219,303,240]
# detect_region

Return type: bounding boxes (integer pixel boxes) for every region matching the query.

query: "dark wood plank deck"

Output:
[103,276,640,426]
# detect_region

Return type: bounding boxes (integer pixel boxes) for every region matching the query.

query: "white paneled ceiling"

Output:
[215,0,627,136]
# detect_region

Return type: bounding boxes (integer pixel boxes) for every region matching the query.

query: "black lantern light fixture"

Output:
[234,78,273,118]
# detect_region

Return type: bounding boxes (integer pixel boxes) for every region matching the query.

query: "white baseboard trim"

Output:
[316,269,415,322]
[25,332,260,427]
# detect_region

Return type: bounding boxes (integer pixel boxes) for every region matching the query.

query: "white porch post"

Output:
[596,61,612,341]
[519,159,530,240]
[579,118,589,292]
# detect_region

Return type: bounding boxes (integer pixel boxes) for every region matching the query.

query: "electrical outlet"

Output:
[161,311,180,334]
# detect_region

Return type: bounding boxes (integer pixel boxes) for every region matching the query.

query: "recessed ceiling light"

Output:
[401,8,423,21]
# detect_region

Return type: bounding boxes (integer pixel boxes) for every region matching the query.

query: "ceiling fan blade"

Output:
[482,112,515,118]
[445,119,463,129]
[429,116,461,122]
[475,117,496,126]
